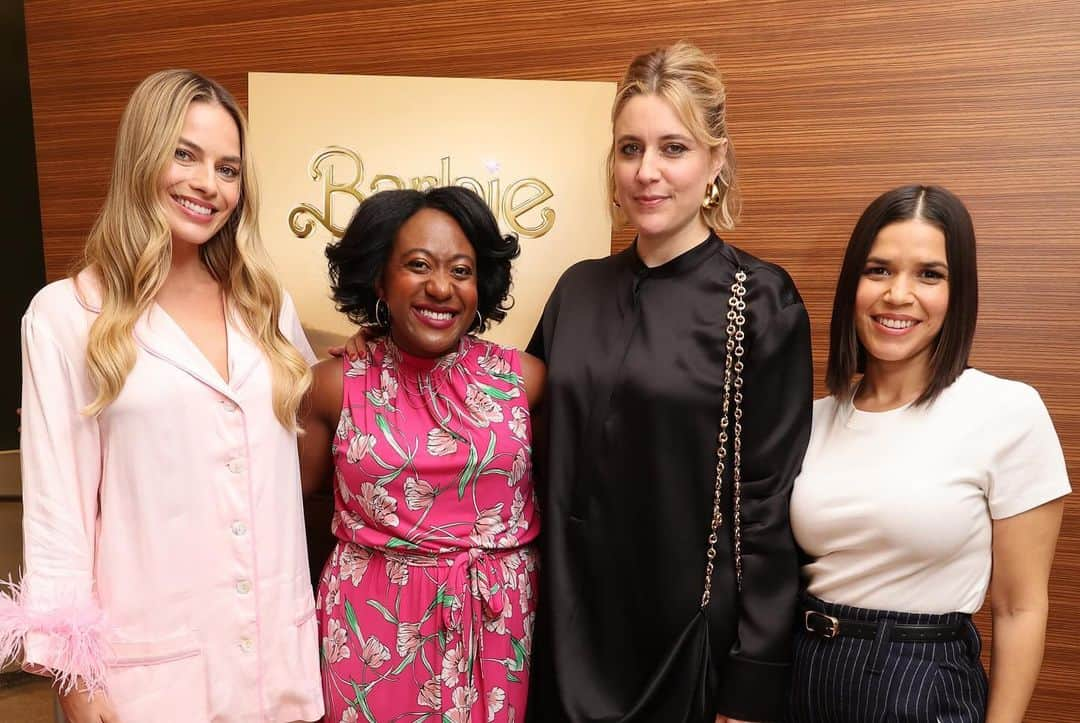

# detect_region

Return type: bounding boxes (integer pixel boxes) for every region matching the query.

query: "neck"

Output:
[636,217,712,267]
[161,241,218,295]
[856,354,933,411]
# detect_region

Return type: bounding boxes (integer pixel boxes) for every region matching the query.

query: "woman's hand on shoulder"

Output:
[327,326,374,360]
[59,687,120,723]
[520,351,546,409]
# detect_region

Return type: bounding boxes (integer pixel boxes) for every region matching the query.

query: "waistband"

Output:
[800,593,971,642]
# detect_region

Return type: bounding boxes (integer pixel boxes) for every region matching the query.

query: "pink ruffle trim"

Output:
[0,577,108,695]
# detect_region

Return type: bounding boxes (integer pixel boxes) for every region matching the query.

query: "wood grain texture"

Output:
[24,1,1080,717]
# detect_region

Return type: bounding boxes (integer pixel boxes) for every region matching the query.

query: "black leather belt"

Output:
[803,610,966,642]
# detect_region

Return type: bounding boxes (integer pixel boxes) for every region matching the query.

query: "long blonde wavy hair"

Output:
[80,69,310,428]
[607,41,742,232]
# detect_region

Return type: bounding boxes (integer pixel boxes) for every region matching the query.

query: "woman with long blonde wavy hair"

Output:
[1,70,323,723]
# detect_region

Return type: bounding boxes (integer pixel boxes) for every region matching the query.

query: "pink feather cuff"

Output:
[0,577,109,694]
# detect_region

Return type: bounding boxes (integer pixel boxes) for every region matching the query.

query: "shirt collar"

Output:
[624,231,723,279]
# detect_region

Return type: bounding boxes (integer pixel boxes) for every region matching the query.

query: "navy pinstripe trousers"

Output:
[786,595,988,723]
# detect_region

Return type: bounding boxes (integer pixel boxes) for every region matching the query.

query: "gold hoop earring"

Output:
[702,178,722,209]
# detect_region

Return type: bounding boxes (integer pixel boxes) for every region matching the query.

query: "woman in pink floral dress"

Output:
[300,186,544,723]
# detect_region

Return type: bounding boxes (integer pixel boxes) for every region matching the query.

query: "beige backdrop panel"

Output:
[249,72,614,351]
[23,1,1080,718]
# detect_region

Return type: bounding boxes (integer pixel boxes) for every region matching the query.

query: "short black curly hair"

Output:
[326,186,521,333]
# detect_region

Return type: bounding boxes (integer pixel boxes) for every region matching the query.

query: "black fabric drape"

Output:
[526,234,812,722]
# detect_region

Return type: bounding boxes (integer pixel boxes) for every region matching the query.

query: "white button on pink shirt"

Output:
[2,270,324,722]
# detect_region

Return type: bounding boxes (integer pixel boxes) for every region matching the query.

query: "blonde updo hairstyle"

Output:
[607,41,741,231]
[80,69,311,428]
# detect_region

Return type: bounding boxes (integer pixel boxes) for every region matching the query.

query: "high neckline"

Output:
[385,333,474,375]
[626,232,723,278]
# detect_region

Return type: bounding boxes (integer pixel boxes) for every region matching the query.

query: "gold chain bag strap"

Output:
[701,268,748,608]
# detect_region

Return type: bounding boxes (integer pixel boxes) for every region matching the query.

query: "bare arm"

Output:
[520,351,546,410]
[298,358,344,496]
[986,498,1065,722]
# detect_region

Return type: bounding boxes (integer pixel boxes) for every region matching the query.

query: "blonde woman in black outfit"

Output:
[525,42,812,723]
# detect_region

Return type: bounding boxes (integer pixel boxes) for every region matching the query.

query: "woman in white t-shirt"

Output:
[787,184,1069,723]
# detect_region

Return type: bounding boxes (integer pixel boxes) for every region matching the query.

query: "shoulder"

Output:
[812,394,842,416]
[276,289,316,361]
[469,339,544,408]
[279,289,300,318]
[721,242,803,309]
[26,276,88,320]
[809,394,844,433]
[309,357,345,417]
[551,253,623,294]
[469,337,519,369]
[941,368,1046,418]
[928,369,1063,456]
[23,274,98,350]
[311,356,343,383]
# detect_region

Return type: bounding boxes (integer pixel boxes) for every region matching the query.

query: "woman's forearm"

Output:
[986,606,1048,722]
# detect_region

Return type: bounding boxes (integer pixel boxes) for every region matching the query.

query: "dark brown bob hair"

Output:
[826,184,978,405]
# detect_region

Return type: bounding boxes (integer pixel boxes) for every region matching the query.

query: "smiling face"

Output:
[158,101,242,251]
[612,93,724,251]
[854,218,950,378]
[378,207,479,357]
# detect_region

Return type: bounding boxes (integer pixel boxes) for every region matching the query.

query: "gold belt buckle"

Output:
[804,610,841,638]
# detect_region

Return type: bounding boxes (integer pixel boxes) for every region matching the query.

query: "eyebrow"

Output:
[178,137,242,165]
[615,133,694,143]
[866,255,948,270]
[402,248,475,262]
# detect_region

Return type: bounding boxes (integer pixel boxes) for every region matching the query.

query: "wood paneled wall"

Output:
[24,1,1080,717]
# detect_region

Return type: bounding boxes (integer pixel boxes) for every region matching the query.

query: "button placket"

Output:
[221,395,259,666]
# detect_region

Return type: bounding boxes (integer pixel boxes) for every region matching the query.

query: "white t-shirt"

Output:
[790,368,1071,614]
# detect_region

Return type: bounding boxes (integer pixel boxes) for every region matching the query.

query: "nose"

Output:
[189,161,219,197]
[883,274,915,304]
[636,148,661,183]
[425,270,453,300]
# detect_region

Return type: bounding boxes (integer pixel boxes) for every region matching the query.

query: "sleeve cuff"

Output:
[714,654,791,721]
[1,578,109,694]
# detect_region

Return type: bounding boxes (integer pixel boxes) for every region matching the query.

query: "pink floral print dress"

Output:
[317,335,539,723]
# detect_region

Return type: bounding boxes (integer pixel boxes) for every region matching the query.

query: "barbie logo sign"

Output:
[288,147,556,239]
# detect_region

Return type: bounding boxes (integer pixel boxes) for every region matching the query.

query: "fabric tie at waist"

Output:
[445,548,505,630]
[367,545,507,627]
[362,544,518,722]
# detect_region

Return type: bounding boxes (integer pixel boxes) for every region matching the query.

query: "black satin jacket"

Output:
[526,234,812,722]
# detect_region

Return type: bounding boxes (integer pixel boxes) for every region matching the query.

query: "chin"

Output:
[398,329,467,358]
[169,224,223,248]
[633,221,662,236]
[865,344,933,366]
